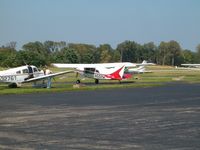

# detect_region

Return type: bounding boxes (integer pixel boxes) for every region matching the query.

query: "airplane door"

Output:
[84,68,95,78]
[27,66,34,78]
[28,66,33,74]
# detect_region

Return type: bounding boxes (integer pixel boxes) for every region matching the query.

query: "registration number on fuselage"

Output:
[94,73,105,79]
[0,75,17,82]
[84,73,105,79]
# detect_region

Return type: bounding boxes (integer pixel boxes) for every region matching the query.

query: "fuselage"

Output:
[55,62,140,72]
[0,65,44,84]
[76,65,127,80]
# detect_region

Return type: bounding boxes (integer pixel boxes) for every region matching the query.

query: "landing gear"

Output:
[76,79,81,84]
[8,83,18,88]
[95,79,99,84]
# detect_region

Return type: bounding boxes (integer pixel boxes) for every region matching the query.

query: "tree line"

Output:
[0,40,200,67]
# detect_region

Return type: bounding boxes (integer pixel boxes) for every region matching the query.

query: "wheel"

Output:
[95,79,99,84]
[76,80,81,84]
[8,83,18,88]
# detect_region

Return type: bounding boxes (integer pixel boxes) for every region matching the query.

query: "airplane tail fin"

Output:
[141,60,155,66]
[137,66,145,73]
[142,60,147,64]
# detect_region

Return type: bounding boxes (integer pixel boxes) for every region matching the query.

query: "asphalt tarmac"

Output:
[0,83,200,150]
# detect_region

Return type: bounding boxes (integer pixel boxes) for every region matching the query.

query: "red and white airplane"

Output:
[0,65,73,88]
[52,61,153,84]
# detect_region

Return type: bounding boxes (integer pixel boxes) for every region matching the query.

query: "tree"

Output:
[158,41,169,65]
[6,41,17,50]
[0,46,17,67]
[158,41,182,66]
[1,51,18,67]
[196,44,200,63]
[97,44,113,63]
[44,41,67,53]
[142,42,157,62]
[116,40,139,62]
[23,41,46,54]
[182,49,196,64]
[53,48,78,63]
[22,42,49,66]
[68,43,97,63]
[168,40,181,66]
[112,50,121,62]
[15,50,46,66]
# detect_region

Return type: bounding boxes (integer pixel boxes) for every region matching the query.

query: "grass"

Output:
[146,66,200,83]
[0,82,162,95]
[1,65,200,95]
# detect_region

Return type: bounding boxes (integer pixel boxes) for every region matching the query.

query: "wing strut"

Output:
[47,77,52,88]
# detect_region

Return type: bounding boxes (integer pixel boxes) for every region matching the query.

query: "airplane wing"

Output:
[23,70,74,83]
[52,62,155,69]
[52,63,97,68]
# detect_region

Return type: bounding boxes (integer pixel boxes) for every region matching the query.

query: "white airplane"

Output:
[0,65,73,88]
[52,61,153,84]
[181,64,200,67]
[177,64,200,71]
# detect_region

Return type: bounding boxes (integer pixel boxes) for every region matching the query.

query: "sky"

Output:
[0,0,200,51]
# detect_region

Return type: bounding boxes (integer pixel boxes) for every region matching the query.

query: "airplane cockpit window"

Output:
[16,70,21,74]
[22,69,28,74]
[84,68,95,74]
[33,67,38,72]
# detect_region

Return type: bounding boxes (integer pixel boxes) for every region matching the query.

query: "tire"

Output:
[95,79,99,84]
[8,83,18,88]
[76,80,81,84]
